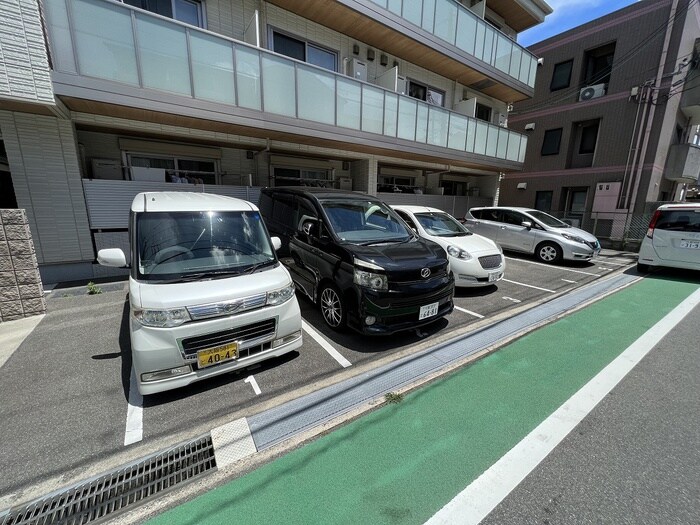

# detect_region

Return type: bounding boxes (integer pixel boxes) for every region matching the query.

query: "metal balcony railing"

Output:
[44,0,527,164]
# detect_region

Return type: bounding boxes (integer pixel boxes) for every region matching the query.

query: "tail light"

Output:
[646,210,662,239]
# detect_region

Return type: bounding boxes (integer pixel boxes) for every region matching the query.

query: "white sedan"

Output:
[392,205,505,287]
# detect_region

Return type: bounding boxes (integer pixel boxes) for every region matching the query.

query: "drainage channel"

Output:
[0,272,637,524]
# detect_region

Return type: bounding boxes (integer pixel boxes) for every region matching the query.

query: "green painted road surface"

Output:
[148,276,700,525]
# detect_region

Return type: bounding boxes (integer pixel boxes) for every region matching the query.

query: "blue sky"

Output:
[518,0,639,47]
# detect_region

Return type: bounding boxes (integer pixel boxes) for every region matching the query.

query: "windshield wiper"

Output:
[357,237,409,246]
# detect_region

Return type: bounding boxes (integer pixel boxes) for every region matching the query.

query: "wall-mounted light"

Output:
[524,122,535,131]
[537,57,544,66]
[517,182,527,190]
[380,54,388,66]
[367,48,375,61]
[352,44,360,55]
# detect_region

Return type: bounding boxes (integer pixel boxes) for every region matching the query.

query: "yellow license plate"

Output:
[197,342,238,369]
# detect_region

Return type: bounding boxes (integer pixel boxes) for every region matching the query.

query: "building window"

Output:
[475,103,492,122]
[583,42,615,86]
[408,80,445,107]
[127,154,217,184]
[550,59,573,91]
[564,188,588,215]
[579,122,599,154]
[535,191,552,212]
[378,176,416,193]
[123,0,204,27]
[271,30,337,72]
[272,167,332,187]
[541,128,563,156]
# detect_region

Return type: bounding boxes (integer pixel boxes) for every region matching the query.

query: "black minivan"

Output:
[259,187,454,335]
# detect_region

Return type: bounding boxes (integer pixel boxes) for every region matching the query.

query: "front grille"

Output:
[585,240,599,250]
[390,263,448,284]
[181,319,276,357]
[0,436,216,525]
[478,254,502,270]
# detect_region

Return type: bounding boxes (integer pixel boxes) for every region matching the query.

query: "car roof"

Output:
[656,203,700,210]
[470,206,537,213]
[391,205,445,214]
[131,192,256,213]
[262,186,383,201]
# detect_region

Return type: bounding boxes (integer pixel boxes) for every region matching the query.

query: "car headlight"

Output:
[133,307,191,328]
[446,245,472,260]
[267,282,296,305]
[561,233,587,244]
[353,258,388,291]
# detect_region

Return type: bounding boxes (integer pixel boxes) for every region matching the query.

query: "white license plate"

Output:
[419,302,439,320]
[680,240,700,249]
[488,272,501,282]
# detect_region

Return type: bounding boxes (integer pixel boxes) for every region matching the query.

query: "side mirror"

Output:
[521,221,532,230]
[97,248,128,268]
[301,220,318,238]
[271,236,282,251]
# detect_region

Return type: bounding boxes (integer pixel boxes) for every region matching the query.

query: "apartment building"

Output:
[0,0,550,283]
[504,0,700,241]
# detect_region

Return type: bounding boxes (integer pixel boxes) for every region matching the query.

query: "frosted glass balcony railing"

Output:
[369,0,537,88]
[45,0,527,164]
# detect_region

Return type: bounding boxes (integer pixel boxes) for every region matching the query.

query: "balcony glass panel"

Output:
[519,135,528,163]
[483,26,495,65]
[465,119,476,153]
[495,34,512,74]
[397,98,418,141]
[362,85,385,135]
[474,22,485,62]
[528,59,538,89]
[235,46,261,110]
[383,93,399,137]
[336,77,361,130]
[427,107,449,147]
[72,0,138,85]
[262,55,296,117]
[387,0,402,16]
[455,9,476,55]
[298,65,335,125]
[190,32,234,105]
[506,130,521,162]
[496,128,508,159]
[422,0,436,33]
[403,1,423,27]
[474,121,488,155]
[416,104,429,143]
[486,126,499,157]
[136,14,191,96]
[519,51,531,86]
[45,0,76,74]
[448,114,468,151]
[434,0,457,45]
[509,47,522,80]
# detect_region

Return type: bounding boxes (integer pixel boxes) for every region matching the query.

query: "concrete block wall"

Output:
[0,209,46,322]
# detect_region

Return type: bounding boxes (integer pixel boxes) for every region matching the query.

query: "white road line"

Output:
[124,366,143,446]
[561,279,577,284]
[244,375,262,395]
[502,278,556,293]
[454,306,485,319]
[302,320,352,368]
[504,256,599,276]
[597,267,614,272]
[425,286,700,525]
[596,259,630,267]
[502,297,522,303]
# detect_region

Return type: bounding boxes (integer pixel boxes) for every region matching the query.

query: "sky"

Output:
[518,0,640,47]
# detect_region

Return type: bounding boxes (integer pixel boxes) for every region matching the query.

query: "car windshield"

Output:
[527,210,570,228]
[655,209,700,232]
[136,210,276,281]
[321,199,412,244]
[414,212,471,237]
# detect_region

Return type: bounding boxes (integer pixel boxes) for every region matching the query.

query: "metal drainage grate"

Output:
[1,435,217,525]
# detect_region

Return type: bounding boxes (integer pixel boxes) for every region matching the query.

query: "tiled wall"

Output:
[0,209,46,322]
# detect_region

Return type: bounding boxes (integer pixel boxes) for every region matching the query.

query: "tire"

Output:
[319,283,346,331]
[637,262,650,273]
[536,242,563,264]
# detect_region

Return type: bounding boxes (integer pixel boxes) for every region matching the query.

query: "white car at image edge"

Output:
[392,205,505,287]
[638,203,700,273]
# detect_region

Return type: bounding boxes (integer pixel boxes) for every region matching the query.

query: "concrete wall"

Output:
[0,209,46,322]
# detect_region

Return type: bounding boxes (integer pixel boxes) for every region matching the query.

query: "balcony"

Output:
[486,0,553,32]
[43,0,527,171]
[267,0,539,101]
[664,143,700,184]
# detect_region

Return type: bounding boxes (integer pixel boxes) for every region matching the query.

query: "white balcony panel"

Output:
[298,66,335,125]
[362,85,385,135]
[474,22,486,62]
[136,15,191,96]
[434,0,458,45]
[190,33,235,105]
[455,9,477,56]
[73,0,138,85]
[422,0,436,33]
[448,114,468,151]
[336,78,361,130]
[45,0,77,74]
[495,34,512,74]
[236,47,262,111]
[383,93,399,137]
[388,0,402,15]
[474,121,488,155]
[416,104,429,144]
[519,50,531,86]
[465,119,476,153]
[397,98,418,141]
[510,47,523,80]
[403,1,423,26]
[506,130,521,162]
[483,26,495,65]
[486,126,499,157]
[262,55,296,117]
[428,107,449,148]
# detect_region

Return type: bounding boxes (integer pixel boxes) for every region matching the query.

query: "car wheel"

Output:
[536,242,563,264]
[319,283,346,330]
[637,262,650,273]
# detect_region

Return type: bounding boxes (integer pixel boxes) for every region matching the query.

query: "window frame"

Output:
[268,27,338,72]
[550,59,573,91]
[541,128,563,156]
[408,79,445,107]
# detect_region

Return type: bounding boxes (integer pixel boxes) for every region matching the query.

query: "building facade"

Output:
[0,0,550,284]
[504,0,700,241]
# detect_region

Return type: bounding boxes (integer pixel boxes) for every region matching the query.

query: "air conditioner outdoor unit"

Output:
[579,84,606,101]
[344,58,367,81]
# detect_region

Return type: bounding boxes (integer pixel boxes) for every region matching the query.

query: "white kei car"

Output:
[392,205,505,287]
[637,203,700,273]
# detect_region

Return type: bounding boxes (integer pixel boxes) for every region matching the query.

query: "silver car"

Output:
[465,207,601,264]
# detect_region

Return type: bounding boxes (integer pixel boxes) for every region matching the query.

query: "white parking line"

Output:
[124,366,143,446]
[597,267,614,272]
[595,259,630,267]
[502,279,556,293]
[504,256,599,276]
[561,279,577,284]
[502,297,522,303]
[244,375,262,395]
[302,320,352,368]
[454,306,485,319]
[425,286,700,525]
